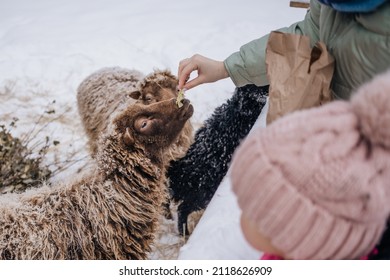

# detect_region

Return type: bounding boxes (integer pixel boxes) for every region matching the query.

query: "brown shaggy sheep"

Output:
[77,67,193,159]
[0,98,193,260]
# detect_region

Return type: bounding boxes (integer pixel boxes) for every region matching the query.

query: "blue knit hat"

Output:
[318,0,388,12]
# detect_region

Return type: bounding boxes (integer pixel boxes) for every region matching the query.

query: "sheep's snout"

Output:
[178,99,194,120]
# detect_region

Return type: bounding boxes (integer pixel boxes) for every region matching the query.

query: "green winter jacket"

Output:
[224,0,390,100]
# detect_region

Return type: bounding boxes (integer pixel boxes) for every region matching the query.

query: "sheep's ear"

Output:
[123,128,135,147]
[129,90,141,100]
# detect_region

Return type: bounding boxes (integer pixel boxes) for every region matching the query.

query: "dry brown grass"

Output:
[0,121,52,194]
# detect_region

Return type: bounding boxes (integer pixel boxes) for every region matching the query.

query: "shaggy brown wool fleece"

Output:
[0,98,193,260]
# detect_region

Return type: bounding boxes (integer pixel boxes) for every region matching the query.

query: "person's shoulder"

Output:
[309,0,322,15]
[356,2,390,35]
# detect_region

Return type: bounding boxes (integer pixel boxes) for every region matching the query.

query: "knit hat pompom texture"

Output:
[352,76,390,149]
[231,69,390,260]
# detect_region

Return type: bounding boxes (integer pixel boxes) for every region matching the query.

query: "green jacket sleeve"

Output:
[224,0,321,87]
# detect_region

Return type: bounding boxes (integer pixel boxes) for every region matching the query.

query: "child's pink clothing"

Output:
[260,253,283,260]
[260,248,378,260]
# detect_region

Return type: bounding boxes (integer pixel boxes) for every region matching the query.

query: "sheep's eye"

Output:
[144,93,154,102]
[141,121,147,128]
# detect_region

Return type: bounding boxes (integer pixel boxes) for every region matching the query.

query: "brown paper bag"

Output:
[265,31,334,124]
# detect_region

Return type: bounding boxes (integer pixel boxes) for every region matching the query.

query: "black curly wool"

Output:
[167,84,269,235]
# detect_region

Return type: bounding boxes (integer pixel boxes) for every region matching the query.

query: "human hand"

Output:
[177,54,229,90]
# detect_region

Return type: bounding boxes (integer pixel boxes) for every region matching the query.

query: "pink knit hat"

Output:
[231,70,390,260]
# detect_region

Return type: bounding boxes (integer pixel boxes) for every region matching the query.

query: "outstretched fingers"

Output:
[178,57,200,90]
[177,54,229,91]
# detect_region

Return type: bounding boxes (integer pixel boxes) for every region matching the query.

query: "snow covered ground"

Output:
[0,0,306,259]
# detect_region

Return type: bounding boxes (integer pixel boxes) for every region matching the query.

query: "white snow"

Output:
[0,0,306,259]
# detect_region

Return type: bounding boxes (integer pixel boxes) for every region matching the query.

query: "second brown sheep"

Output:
[77,67,193,160]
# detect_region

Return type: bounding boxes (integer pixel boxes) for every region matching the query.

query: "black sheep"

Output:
[168,84,269,235]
